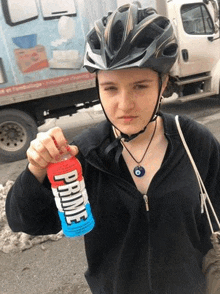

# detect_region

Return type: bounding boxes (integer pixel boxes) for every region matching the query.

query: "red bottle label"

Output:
[47,156,83,188]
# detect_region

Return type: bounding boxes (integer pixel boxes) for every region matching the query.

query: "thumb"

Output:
[67,145,79,157]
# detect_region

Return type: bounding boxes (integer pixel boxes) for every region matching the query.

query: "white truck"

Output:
[155,0,220,101]
[0,0,219,162]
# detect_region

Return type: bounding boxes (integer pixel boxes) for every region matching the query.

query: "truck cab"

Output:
[156,0,220,100]
[168,0,219,77]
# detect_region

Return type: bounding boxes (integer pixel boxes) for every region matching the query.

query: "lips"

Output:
[119,116,138,122]
[119,115,138,119]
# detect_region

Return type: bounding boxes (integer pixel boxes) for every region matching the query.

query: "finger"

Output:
[27,147,50,169]
[47,127,68,151]
[66,145,79,157]
[28,136,57,168]
[32,139,55,162]
[36,132,61,160]
[30,137,57,163]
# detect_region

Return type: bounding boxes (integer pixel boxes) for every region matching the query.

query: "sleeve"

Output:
[203,134,220,224]
[5,166,61,236]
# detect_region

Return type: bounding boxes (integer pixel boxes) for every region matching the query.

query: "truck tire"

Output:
[0,109,38,162]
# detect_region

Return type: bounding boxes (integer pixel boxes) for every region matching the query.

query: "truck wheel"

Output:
[0,109,38,162]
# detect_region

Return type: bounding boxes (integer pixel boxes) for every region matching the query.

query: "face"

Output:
[98,67,168,136]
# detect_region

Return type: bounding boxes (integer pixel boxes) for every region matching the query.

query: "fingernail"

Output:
[53,138,59,149]
[66,145,71,152]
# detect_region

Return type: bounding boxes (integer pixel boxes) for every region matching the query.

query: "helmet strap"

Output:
[149,73,163,122]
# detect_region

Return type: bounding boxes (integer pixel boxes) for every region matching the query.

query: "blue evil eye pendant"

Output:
[133,166,145,177]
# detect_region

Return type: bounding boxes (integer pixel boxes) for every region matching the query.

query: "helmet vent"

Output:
[102,16,108,26]
[86,53,95,65]
[102,12,113,26]
[118,5,130,13]
[112,20,124,52]
[89,31,101,50]
[137,8,156,24]
[134,25,159,48]
[163,43,178,56]
[136,37,154,49]
[154,17,170,30]
[86,52,95,64]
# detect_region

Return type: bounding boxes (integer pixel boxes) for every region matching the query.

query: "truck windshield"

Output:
[181,3,214,35]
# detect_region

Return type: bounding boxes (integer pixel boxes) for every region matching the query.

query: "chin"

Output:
[117,125,142,136]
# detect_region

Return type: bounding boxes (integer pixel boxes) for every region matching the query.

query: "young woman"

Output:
[6,4,220,293]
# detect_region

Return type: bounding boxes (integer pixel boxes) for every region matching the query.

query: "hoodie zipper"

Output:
[143,194,149,211]
[143,194,153,291]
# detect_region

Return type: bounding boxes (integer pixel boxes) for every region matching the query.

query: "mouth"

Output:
[119,116,138,122]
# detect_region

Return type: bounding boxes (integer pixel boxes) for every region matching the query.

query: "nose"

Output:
[118,89,135,111]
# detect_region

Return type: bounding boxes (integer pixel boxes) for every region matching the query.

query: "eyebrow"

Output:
[99,82,115,86]
[133,79,154,85]
[99,79,154,86]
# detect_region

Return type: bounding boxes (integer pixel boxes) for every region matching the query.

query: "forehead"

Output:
[98,67,158,83]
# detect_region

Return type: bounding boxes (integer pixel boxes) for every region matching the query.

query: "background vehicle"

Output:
[0,0,116,161]
[156,0,220,102]
[0,0,219,162]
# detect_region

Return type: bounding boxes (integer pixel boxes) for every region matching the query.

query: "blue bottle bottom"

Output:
[58,204,95,238]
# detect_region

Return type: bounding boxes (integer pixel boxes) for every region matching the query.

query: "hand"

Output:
[26,127,79,182]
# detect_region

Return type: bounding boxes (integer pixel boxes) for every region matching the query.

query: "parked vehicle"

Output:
[155,0,220,102]
[0,0,219,162]
[0,0,116,161]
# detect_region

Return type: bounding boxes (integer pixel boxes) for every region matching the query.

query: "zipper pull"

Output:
[143,194,149,211]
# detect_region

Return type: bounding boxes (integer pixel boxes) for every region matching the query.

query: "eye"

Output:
[104,86,117,91]
[134,84,148,90]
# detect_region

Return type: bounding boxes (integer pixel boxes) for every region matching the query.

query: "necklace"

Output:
[114,120,157,177]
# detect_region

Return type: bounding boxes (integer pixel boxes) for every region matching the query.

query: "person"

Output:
[5,3,220,294]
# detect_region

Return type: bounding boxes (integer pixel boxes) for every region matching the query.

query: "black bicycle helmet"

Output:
[84,3,178,74]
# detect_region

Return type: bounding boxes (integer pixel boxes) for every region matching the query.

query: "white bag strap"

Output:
[175,115,220,233]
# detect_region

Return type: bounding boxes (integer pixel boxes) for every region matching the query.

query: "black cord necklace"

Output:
[114,120,157,177]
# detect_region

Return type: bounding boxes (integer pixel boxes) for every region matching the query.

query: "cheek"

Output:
[99,95,116,117]
[136,90,158,111]
[99,91,107,108]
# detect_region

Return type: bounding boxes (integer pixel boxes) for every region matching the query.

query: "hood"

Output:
[71,120,116,170]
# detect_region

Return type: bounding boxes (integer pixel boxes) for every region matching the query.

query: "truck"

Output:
[0,0,219,162]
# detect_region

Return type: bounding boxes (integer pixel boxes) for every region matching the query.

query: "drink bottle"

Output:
[47,147,95,238]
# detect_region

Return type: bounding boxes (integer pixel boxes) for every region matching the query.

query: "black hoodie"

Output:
[6,113,220,294]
